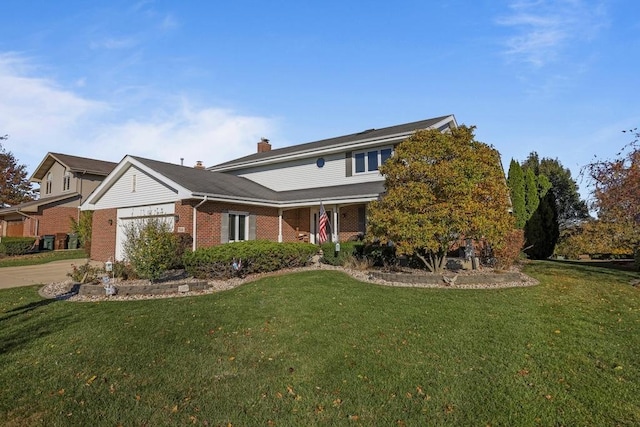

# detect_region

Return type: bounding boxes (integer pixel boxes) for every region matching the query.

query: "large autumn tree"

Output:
[0,136,35,207]
[584,129,640,258]
[367,126,514,272]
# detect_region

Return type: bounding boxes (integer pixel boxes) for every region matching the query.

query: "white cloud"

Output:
[89,103,275,168]
[497,0,608,67]
[0,52,277,173]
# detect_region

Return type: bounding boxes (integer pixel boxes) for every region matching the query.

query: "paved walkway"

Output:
[0,259,102,289]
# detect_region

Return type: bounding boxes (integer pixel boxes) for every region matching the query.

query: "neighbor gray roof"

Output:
[210,115,454,170]
[131,156,384,205]
[0,193,80,215]
[30,153,118,182]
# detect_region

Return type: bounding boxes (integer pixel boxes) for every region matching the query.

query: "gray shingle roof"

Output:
[0,193,80,215]
[131,157,280,202]
[31,153,117,181]
[210,115,454,169]
[131,157,384,205]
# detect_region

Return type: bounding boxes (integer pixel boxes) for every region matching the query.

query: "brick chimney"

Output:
[257,137,271,153]
[194,160,205,169]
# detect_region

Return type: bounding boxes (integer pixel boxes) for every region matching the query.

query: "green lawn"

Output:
[1,262,638,426]
[0,249,88,268]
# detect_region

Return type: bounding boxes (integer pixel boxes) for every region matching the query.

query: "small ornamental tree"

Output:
[507,159,526,228]
[366,126,514,273]
[0,136,36,206]
[122,216,180,281]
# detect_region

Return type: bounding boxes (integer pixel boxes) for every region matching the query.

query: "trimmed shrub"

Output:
[359,243,398,267]
[320,241,362,266]
[183,240,318,280]
[0,237,37,256]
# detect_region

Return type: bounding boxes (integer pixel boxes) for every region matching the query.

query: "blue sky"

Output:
[1,0,638,198]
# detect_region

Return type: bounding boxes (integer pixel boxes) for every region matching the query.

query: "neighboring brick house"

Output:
[81,115,459,261]
[0,153,116,247]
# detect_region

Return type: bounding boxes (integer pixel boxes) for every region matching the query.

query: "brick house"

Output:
[81,115,458,261]
[0,153,116,247]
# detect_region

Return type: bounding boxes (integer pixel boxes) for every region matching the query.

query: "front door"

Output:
[310,208,333,244]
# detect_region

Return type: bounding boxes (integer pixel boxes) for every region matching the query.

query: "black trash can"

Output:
[42,235,55,251]
[68,233,79,250]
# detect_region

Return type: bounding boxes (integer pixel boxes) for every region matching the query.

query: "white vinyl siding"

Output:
[92,166,180,210]
[230,150,387,192]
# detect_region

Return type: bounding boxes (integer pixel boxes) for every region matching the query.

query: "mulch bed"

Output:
[39,264,539,302]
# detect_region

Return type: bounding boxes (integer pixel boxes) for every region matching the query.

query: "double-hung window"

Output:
[353,147,393,174]
[228,213,248,242]
[63,170,71,191]
[45,172,53,194]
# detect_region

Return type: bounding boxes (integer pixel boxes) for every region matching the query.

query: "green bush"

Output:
[0,237,37,256]
[122,217,180,282]
[183,240,318,279]
[67,261,105,284]
[320,241,362,266]
[359,243,398,267]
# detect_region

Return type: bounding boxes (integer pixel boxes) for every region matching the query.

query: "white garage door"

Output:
[115,203,175,261]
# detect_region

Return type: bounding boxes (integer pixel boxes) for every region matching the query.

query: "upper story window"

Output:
[132,174,137,192]
[353,147,393,174]
[63,170,71,191]
[45,172,53,194]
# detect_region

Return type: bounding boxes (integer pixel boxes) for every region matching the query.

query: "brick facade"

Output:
[89,201,368,261]
[90,208,117,261]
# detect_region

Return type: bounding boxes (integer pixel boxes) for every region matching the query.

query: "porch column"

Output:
[332,205,339,242]
[278,209,283,243]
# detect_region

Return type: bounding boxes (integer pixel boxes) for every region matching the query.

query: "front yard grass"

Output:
[0,261,638,425]
[0,249,88,268]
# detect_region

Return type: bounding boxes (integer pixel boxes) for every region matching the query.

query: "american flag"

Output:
[318,202,329,244]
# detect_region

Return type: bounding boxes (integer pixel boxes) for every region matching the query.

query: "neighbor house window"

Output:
[45,172,52,194]
[353,147,393,174]
[62,170,71,191]
[132,174,137,192]
[228,213,248,242]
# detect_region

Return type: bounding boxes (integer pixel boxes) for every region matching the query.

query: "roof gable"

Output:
[30,152,117,182]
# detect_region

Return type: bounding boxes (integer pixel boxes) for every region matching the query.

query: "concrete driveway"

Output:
[0,259,99,289]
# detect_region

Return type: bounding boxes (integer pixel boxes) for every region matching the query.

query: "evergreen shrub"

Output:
[0,237,37,256]
[183,240,318,279]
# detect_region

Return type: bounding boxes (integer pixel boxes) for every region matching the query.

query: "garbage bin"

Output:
[55,233,68,250]
[42,235,55,251]
[67,233,79,250]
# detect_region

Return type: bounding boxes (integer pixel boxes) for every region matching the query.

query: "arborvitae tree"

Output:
[524,168,539,221]
[507,159,526,228]
[524,190,559,259]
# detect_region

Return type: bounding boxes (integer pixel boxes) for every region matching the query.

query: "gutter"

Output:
[192,196,208,250]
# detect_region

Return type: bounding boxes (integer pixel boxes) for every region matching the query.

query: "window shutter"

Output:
[249,214,257,240]
[345,151,352,177]
[220,212,229,244]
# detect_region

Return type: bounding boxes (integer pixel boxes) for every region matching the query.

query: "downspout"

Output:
[192,196,208,251]
[278,208,283,243]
